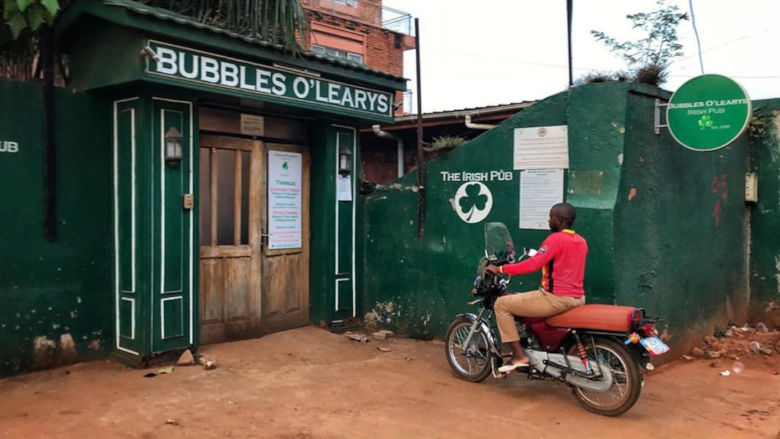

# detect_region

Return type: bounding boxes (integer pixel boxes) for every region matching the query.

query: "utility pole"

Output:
[567,0,574,87]
[414,18,425,237]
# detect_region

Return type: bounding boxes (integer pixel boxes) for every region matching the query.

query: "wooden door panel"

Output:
[285,255,303,312]
[200,258,224,323]
[226,257,250,321]
[198,135,263,345]
[261,144,310,333]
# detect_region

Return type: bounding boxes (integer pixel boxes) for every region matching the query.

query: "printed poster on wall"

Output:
[519,169,564,230]
[268,150,302,249]
[513,125,569,170]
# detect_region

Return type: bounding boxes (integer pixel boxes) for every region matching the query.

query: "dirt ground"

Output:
[1,326,779,439]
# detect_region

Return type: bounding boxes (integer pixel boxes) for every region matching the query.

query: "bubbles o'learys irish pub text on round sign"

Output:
[666,74,751,151]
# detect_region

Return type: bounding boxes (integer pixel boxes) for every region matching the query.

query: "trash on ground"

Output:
[344,331,369,344]
[405,357,415,362]
[720,370,731,377]
[372,330,394,341]
[177,349,195,366]
[757,322,769,333]
[165,419,180,426]
[704,350,721,359]
[731,361,745,374]
[198,357,217,370]
[377,347,392,353]
[681,355,694,362]
[750,341,762,354]
[158,366,174,375]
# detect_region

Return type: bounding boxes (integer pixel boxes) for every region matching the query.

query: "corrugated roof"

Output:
[103,0,406,82]
[393,101,536,122]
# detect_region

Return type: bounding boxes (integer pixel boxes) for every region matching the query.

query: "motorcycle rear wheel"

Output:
[568,336,642,416]
[445,317,493,382]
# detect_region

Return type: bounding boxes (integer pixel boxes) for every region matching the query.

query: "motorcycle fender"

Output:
[455,313,498,350]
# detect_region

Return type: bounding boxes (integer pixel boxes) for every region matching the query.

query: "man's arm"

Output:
[500,240,557,276]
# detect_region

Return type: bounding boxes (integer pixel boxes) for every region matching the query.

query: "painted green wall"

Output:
[361,82,753,352]
[614,89,751,353]
[0,81,113,374]
[749,99,780,320]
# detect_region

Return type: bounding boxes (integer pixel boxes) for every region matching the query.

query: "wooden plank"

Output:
[199,258,224,323]
[200,246,252,259]
[199,107,241,135]
[209,147,218,247]
[226,257,250,321]
[249,141,264,324]
[234,150,242,246]
[201,134,254,151]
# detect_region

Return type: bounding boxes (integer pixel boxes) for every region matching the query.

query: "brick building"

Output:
[299,0,416,113]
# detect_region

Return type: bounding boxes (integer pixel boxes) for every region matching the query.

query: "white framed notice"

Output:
[337,174,352,201]
[268,150,302,249]
[519,169,564,230]
[513,125,569,170]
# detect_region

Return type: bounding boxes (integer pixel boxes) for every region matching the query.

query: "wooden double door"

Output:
[198,135,310,344]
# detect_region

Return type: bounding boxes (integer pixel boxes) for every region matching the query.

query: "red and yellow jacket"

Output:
[500,229,588,298]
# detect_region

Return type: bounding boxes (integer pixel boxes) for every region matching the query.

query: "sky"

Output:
[384,0,780,113]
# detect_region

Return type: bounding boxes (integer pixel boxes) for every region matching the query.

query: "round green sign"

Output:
[667,74,751,151]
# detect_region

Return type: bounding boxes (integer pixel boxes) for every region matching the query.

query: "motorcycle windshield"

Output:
[484,222,515,263]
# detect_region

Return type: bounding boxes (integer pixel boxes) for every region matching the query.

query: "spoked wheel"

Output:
[445,317,493,382]
[568,336,642,416]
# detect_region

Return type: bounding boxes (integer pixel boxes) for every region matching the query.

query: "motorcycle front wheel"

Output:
[568,336,642,416]
[444,317,493,382]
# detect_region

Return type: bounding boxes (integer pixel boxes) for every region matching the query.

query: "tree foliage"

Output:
[591,1,689,72]
[1,0,59,39]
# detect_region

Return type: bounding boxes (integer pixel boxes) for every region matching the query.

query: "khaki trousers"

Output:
[495,290,585,343]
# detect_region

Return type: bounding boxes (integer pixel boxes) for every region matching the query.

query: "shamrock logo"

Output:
[282,161,289,171]
[453,182,493,224]
[698,115,714,130]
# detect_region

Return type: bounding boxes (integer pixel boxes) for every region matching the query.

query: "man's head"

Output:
[548,203,576,232]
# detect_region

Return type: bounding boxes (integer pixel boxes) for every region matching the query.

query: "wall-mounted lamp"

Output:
[165,127,183,168]
[338,148,353,175]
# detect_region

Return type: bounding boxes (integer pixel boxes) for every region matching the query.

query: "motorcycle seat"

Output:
[545,304,636,333]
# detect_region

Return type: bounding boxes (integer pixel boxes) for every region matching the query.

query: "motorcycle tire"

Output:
[568,336,643,417]
[444,317,493,383]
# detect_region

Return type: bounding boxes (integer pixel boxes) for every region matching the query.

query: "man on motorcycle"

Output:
[485,202,587,372]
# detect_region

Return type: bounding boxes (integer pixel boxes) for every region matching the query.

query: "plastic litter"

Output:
[749,341,761,354]
[731,361,745,374]
[756,322,769,333]
[720,370,731,377]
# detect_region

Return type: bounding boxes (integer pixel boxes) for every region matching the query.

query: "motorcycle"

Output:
[444,222,669,416]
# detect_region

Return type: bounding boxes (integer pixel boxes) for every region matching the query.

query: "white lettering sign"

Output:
[146,41,393,118]
[268,151,303,250]
[440,170,513,182]
[0,141,19,153]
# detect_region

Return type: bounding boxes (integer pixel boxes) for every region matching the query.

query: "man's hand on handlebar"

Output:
[485,265,500,275]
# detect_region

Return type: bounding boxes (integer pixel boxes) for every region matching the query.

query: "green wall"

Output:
[361,82,754,351]
[0,81,113,374]
[749,99,780,320]
[614,89,751,353]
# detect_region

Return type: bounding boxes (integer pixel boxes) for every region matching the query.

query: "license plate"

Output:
[640,336,670,356]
